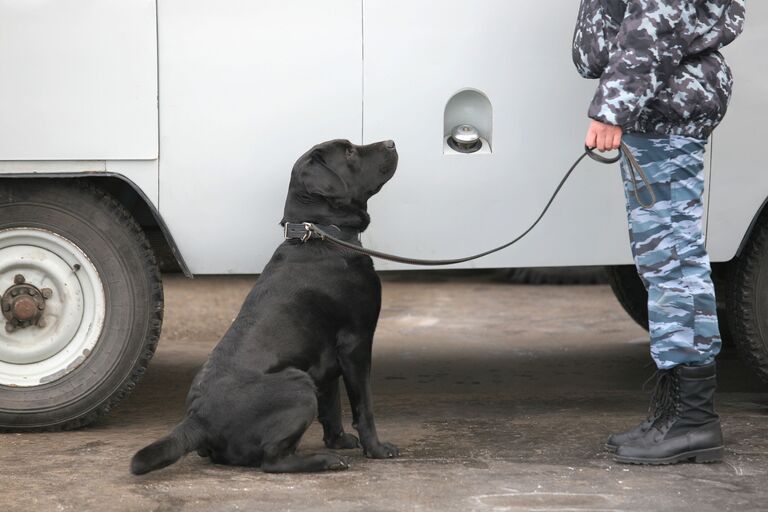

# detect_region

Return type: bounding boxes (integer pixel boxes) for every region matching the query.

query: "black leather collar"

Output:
[283,222,361,244]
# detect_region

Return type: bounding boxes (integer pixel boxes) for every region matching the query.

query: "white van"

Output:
[1,1,765,430]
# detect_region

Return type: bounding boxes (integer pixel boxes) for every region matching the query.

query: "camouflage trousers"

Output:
[620,133,721,370]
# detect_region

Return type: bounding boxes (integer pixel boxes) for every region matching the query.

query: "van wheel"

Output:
[504,266,608,285]
[728,210,768,385]
[605,265,648,330]
[605,264,734,354]
[0,180,162,430]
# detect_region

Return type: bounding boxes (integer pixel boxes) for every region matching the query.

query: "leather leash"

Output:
[290,143,655,266]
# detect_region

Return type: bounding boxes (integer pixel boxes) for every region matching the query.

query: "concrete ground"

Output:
[3,272,768,512]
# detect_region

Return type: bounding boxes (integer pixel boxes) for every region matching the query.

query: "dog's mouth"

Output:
[381,149,399,175]
[380,161,397,176]
[366,160,397,198]
[368,182,386,196]
[379,157,398,181]
[378,140,398,171]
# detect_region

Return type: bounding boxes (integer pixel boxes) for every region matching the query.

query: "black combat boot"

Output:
[604,370,675,452]
[613,362,723,465]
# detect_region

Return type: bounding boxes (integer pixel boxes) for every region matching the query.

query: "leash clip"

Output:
[283,222,337,242]
[283,222,316,242]
[301,222,315,243]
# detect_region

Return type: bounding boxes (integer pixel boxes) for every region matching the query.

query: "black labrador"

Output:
[131,139,399,474]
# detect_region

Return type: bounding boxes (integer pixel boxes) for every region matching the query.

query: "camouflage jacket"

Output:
[572,0,745,138]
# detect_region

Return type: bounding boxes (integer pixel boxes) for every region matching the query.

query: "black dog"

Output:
[131,139,399,474]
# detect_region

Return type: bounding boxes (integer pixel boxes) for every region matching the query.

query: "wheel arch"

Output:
[0,173,191,277]
[735,194,768,260]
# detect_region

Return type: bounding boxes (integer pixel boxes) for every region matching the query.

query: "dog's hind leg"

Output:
[262,452,349,473]
[259,408,349,473]
[257,370,349,473]
[318,378,360,449]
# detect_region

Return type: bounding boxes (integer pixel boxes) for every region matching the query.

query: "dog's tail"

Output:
[130,417,204,475]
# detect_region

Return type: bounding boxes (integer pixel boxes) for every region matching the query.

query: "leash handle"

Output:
[584,145,622,164]
[304,144,655,266]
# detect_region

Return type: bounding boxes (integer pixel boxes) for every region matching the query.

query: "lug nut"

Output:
[13,274,25,285]
[37,318,46,328]
[10,289,19,297]
[41,288,53,299]
[5,322,15,333]
[2,303,10,312]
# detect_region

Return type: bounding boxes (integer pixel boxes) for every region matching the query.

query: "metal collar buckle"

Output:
[300,222,314,242]
[284,222,316,243]
[283,222,362,244]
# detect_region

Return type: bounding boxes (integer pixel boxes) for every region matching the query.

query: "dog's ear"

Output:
[299,149,350,199]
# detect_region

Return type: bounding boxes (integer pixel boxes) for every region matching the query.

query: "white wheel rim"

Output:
[0,228,106,387]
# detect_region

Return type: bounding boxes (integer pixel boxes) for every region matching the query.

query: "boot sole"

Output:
[613,446,723,465]
[604,443,618,453]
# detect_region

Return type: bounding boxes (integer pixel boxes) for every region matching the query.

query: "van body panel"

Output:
[706,2,768,262]
[0,1,764,274]
[156,0,363,274]
[0,0,158,160]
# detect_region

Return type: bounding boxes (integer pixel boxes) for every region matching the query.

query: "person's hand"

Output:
[585,120,622,152]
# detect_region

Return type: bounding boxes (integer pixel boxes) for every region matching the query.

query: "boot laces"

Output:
[642,369,679,426]
[647,370,680,429]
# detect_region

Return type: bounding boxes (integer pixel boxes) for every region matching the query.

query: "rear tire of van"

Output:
[0,180,162,430]
[728,210,768,385]
[605,265,648,330]
[505,266,608,285]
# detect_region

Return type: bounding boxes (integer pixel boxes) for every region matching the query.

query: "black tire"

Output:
[504,266,608,285]
[606,264,735,354]
[728,209,768,384]
[0,180,162,430]
[605,265,649,330]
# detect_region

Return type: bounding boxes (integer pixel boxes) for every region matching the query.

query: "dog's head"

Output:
[281,139,398,230]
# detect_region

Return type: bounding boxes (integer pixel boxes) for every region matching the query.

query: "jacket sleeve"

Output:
[588,0,695,127]
[572,0,617,79]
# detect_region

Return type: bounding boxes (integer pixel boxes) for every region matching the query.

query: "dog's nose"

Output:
[384,140,396,150]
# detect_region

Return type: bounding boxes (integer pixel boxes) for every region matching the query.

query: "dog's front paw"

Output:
[325,432,361,450]
[364,441,400,459]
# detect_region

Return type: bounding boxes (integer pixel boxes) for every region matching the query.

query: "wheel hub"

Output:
[2,274,53,331]
[0,228,106,386]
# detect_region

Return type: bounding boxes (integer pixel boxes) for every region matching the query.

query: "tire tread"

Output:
[0,180,163,431]
[729,210,768,385]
